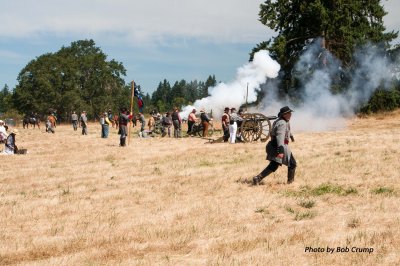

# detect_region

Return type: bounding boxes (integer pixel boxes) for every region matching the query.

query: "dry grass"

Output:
[1,110,400,265]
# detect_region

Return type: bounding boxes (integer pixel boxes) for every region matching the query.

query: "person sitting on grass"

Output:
[3,129,18,155]
[0,120,8,144]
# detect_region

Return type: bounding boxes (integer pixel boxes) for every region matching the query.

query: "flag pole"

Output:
[245,82,249,112]
[129,80,135,145]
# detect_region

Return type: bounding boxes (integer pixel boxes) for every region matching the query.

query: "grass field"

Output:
[1,111,399,265]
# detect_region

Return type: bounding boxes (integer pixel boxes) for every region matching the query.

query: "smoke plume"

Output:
[260,42,396,131]
[180,50,280,118]
[181,41,397,132]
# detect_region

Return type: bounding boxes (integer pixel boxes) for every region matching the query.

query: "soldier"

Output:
[80,111,88,135]
[71,111,78,131]
[236,108,245,142]
[101,112,112,138]
[138,112,146,136]
[147,113,155,132]
[171,107,182,138]
[107,109,113,121]
[118,108,130,146]
[161,112,173,137]
[252,106,296,185]
[199,108,212,137]
[221,107,230,142]
[229,107,241,143]
[46,111,56,133]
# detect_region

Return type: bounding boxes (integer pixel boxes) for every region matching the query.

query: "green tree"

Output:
[170,80,187,104]
[0,84,13,113]
[172,97,187,110]
[253,0,398,94]
[361,87,400,113]
[201,75,216,98]
[13,39,127,120]
[151,79,171,111]
[150,75,218,111]
[186,80,199,103]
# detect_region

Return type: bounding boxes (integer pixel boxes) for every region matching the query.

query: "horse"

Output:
[23,116,40,129]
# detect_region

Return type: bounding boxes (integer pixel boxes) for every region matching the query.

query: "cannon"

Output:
[239,113,277,142]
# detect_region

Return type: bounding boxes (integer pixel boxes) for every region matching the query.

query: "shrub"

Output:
[360,87,400,114]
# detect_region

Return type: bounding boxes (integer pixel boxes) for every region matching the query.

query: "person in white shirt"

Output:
[229,108,241,143]
[0,120,8,143]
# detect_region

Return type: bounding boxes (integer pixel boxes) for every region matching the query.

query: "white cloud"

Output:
[2,0,399,44]
[0,49,22,60]
[0,0,271,44]
[2,0,398,45]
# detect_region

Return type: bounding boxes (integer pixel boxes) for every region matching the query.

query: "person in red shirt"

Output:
[187,109,197,136]
[221,107,230,142]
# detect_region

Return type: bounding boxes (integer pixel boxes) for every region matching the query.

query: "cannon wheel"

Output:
[153,121,163,134]
[259,119,272,142]
[240,113,262,142]
[240,113,272,142]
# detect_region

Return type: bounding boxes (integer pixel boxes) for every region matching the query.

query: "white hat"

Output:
[0,120,4,124]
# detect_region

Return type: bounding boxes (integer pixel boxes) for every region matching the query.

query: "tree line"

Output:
[147,75,216,113]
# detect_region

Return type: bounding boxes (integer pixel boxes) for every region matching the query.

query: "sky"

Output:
[0,0,399,95]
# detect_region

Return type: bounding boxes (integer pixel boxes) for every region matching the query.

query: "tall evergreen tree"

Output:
[200,75,217,98]
[151,79,171,112]
[253,0,398,93]
[0,84,13,113]
[186,80,199,103]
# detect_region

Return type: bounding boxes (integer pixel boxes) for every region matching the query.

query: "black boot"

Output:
[120,138,126,147]
[252,169,274,185]
[287,168,295,184]
[252,175,262,185]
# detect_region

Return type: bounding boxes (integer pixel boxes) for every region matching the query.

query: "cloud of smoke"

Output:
[180,50,280,118]
[181,41,396,132]
[347,45,394,107]
[260,41,395,131]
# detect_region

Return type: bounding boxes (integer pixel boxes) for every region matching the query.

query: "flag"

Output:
[135,84,144,112]
[134,84,140,97]
[138,95,143,112]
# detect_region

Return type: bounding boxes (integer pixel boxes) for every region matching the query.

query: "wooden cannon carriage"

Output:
[239,113,277,142]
